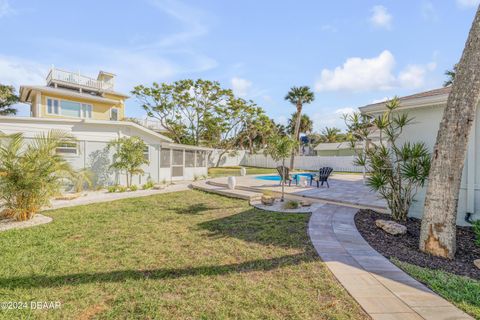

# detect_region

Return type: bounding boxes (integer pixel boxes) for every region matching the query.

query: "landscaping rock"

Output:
[261,195,275,206]
[300,200,312,207]
[474,259,480,270]
[375,219,407,235]
[153,184,166,190]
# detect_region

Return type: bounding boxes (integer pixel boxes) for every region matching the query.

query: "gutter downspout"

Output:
[466,119,476,222]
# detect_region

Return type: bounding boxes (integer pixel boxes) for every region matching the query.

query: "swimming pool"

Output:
[255,173,312,181]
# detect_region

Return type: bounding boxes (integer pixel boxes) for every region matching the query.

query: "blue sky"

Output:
[0,0,478,130]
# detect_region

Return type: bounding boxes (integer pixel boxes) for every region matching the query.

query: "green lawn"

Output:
[208,166,278,178]
[208,166,361,178]
[392,259,480,318]
[0,190,367,319]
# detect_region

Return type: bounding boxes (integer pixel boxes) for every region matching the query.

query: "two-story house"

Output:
[0,68,210,186]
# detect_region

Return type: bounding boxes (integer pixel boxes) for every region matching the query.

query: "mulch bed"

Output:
[355,209,480,279]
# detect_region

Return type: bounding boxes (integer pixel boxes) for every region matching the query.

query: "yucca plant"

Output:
[345,97,431,221]
[0,131,76,221]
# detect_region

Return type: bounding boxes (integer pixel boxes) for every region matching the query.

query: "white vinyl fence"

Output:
[241,154,363,172]
[209,150,363,172]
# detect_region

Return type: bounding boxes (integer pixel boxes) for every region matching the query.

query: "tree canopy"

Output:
[0,84,19,116]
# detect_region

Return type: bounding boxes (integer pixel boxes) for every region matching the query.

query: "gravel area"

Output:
[0,214,52,232]
[355,209,480,279]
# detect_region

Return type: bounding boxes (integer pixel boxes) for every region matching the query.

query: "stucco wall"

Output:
[370,103,480,225]
[0,119,208,186]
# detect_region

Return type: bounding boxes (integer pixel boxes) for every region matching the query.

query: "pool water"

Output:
[255,173,312,181]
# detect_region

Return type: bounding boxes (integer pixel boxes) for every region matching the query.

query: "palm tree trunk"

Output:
[290,104,302,169]
[420,6,480,259]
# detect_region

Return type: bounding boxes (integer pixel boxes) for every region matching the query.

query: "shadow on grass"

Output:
[0,253,316,289]
[198,208,311,249]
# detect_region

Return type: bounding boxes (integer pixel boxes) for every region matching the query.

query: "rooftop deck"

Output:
[46,68,114,92]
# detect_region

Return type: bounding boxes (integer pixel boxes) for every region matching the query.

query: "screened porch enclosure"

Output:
[159,147,208,181]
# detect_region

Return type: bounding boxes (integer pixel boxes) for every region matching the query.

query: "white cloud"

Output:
[311,107,356,131]
[231,77,252,97]
[0,0,13,18]
[398,62,436,88]
[372,97,390,104]
[145,0,209,48]
[456,0,480,8]
[315,50,396,92]
[0,55,46,87]
[370,5,392,29]
[314,50,437,92]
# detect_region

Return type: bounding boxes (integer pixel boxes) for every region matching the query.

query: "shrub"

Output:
[142,180,155,190]
[344,97,431,221]
[474,220,480,247]
[117,186,127,193]
[130,185,138,192]
[107,185,117,193]
[283,200,300,209]
[107,137,149,187]
[0,131,76,221]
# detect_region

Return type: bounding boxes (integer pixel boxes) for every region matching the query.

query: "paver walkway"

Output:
[309,204,473,320]
[47,183,190,210]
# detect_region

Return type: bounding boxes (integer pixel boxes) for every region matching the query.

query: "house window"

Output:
[46,98,92,118]
[56,142,78,156]
[82,104,92,118]
[143,146,149,161]
[160,148,171,168]
[111,108,119,121]
[47,98,60,115]
[185,150,195,167]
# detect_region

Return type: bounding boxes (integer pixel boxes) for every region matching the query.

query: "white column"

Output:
[36,92,42,117]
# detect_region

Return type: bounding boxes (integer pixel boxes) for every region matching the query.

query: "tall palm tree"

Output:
[420,6,480,259]
[284,86,315,169]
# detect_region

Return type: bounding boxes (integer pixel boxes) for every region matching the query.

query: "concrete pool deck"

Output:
[207,173,388,213]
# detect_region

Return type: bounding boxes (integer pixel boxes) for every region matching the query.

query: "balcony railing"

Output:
[46,68,114,91]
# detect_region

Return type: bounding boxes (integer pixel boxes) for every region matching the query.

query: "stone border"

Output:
[309,204,473,320]
[0,214,52,232]
[250,199,324,213]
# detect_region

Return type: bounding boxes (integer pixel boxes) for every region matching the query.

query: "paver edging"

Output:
[308,204,473,320]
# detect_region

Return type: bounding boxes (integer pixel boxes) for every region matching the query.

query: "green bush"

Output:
[117,186,127,193]
[473,220,480,247]
[107,185,117,193]
[130,185,138,192]
[283,200,300,209]
[142,180,155,190]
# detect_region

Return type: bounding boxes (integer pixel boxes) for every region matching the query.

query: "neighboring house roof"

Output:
[0,116,174,143]
[19,86,128,104]
[314,142,361,151]
[360,87,451,113]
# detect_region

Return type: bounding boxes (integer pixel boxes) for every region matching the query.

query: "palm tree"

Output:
[287,113,313,136]
[420,7,480,259]
[443,64,457,87]
[0,131,76,221]
[322,127,341,143]
[284,86,315,169]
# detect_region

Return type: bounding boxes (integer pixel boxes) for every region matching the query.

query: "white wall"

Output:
[370,103,480,225]
[0,118,209,186]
